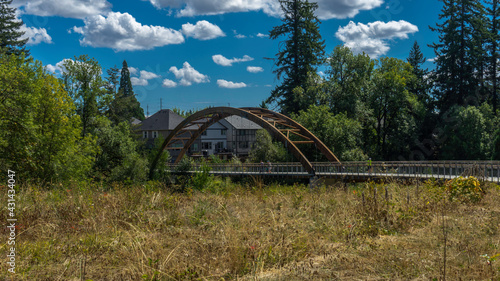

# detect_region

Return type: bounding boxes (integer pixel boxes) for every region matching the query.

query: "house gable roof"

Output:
[223,115,262,130]
[138,109,186,131]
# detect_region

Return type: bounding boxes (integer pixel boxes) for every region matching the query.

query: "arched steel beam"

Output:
[241,107,341,164]
[149,107,341,178]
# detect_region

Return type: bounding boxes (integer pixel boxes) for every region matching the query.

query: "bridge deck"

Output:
[167,161,500,183]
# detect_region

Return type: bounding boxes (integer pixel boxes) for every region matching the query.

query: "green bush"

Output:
[191,161,213,190]
[445,176,484,203]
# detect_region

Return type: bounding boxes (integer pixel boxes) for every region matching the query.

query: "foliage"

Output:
[190,160,213,190]
[91,117,148,183]
[293,105,366,161]
[119,60,134,97]
[62,55,108,137]
[0,0,29,56]
[493,128,500,160]
[148,135,171,182]
[0,54,96,182]
[439,105,489,160]
[486,0,500,113]
[407,41,432,107]
[429,0,488,111]
[249,130,288,163]
[368,57,422,160]
[445,176,484,203]
[325,45,374,118]
[266,0,325,114]
[109,60,145,123]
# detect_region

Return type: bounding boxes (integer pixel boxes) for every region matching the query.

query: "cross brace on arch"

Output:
[149,107,341,178]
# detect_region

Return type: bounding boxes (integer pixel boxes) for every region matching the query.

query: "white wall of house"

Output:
[201,122,228,155]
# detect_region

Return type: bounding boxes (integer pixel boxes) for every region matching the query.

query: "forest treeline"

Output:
[260,0,500,163]
[1,0,500,185]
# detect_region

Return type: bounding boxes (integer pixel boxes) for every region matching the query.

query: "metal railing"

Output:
[166,161,500,183]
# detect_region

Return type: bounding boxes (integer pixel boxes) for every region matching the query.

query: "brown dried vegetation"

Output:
[1,178,499,280]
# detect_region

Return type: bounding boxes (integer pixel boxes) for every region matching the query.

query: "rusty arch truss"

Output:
[149,107,340,177]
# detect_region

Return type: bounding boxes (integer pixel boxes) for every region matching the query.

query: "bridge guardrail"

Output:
[166,161,500,183]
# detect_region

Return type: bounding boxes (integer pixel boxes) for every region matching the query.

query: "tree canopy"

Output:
[266,0,325,115]
[0,0,29,56]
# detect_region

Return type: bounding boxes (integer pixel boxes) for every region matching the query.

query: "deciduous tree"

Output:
[0,54,96,182]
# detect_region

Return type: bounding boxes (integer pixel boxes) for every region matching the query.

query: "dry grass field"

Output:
[1,177,500,280]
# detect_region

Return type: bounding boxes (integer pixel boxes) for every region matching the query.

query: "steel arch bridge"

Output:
[149,107,341,178]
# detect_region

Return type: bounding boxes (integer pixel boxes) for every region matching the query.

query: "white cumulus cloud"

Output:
[314,0,383,19]
[217,79,247,89]
[212,54,253,67]
[72,12,185,51]
[45,58,72,74]
[12,0,111,19]
[169,62,209,86]
[162,79,178,88]
[143,0,281,17]
[142,0,382,19]
[128,66,139,76]
[131,77,148,86]
[256,33,268,38]
[247,66,263,73]
[20,25,52,45]
[336,20,418,58]
[181,20,225,40]
[130,70,161,86]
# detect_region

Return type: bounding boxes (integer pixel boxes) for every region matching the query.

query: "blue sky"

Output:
[12,0,442,114]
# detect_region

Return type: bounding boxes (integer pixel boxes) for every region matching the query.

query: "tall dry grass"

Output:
[1,177,499,280]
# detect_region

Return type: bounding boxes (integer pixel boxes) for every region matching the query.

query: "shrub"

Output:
[445,176,484,203]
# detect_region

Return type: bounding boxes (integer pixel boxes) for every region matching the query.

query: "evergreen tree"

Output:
[266,0,325,115]
[110,60,145,122]
[429,0,484,112]
[486,0,500,114]
[470,1,488,104]
[0,0,29,56]
[106,65,120,96]
[119,60,133,97]
[407,41,431,106]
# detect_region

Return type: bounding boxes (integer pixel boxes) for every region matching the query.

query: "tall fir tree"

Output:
[407,41,430,106]
[486,0,500,114]
[470,1,488,104]
[111,60,145,122]
[266,0,325,115]
[429,0,484,112]
[119,60,134,97]
[0,0,29,56]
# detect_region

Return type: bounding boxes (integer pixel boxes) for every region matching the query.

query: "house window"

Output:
[221,129,227,135]
[201,130,207,136]
[143,131,148,139]
[238,129,246,136]
[202,142,212,150]
[215,142,224,151]
[192,143,198,152]
[153,131,158,138]
[239,141,249,149]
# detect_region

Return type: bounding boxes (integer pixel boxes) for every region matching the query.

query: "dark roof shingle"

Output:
[138,109,185,131]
